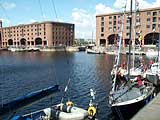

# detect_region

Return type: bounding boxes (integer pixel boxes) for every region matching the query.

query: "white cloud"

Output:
[0,18,10,26]
[29,19,37,23]
[114,0,158,11]
[72,8,92,28]
[71,8,95,39]
[95,3,116,14]
[1,2,16,10]
[152,0,160,7]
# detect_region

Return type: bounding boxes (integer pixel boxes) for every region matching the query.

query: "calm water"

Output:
[0,51,137,120]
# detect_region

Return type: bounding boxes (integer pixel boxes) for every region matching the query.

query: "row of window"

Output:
[2,28,45,34]
[53,41,72,46]
[147,11,160,16]
[147,17,160,22]
[146,24,160,29]
[2,24,45,30]
[53,36,73,40]
[1,32,46,38]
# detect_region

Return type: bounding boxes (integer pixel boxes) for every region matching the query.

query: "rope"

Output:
[50,0,59,21]
[0,3,11,26]
[38,0,45,20]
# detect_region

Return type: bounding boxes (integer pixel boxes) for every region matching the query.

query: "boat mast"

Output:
[132,0,137,68]
[127,0,133,80]
[112,4,126,92]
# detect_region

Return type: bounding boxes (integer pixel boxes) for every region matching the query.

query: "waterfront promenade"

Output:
[132,92,160,120]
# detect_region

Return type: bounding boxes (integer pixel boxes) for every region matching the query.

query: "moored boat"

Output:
[109,1,156,119]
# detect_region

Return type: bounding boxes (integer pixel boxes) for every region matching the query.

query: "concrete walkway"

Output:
[131,92,160,120]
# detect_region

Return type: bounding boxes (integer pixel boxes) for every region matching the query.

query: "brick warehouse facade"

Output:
[96,7,160,47]
[0,21,74,48]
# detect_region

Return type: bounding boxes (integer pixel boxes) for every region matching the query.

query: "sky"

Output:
[0,0,159,39]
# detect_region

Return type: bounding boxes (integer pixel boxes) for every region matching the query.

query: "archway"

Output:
[35,37,42,46]
[8,39,13,46]
[20,38,26,46]
[108,34,119,45]
[144,32,159,45]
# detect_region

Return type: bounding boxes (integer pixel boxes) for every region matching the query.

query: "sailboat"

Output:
[111,0,145,78]
[109,0,155,119]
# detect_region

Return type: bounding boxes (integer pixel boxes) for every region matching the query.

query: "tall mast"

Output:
[158,27,160,63]
[132,0,136,68]
[112,5,126,92]
[127,0,133,80]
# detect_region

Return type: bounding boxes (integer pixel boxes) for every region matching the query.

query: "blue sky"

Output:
[0,0,159,39]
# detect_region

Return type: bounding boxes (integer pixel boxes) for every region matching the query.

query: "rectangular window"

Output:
[109,16,112,19]
[101,27,104,32]
[126,26,130,29]
[108,27,112,31]
[114,21,116,25]
[109,21,112,24]
[153,17,157,22]
[126,19,130,23]
[147,18,150,22]
[114,16,116,20]
[44,41,47,45]
[126,33,130,36]
[147,11,151,16]
[101,34,104,37]
[31,41,34,45]
[101,17,104,21]
[146,25,150,28]
[101,22,104,26]
[113,26,116,31]
[153,12,157,16]
[152,24,156,30]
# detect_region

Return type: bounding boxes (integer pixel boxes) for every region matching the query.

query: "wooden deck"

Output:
[131,92,160,120]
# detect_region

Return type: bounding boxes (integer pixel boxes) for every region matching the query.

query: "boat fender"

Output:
[66,101,74,107]
[87,106,96,116]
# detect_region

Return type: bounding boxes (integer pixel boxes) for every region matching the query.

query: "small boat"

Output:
[8,47,26,52]
[86,48,100,54]
[11,103,88,120]
[11,83,98,120]
[27,47,40,52]
[144,62,160,86]
[146,49,158,58]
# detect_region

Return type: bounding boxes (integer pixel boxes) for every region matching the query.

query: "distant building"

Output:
[0,21,74,48]
[96,7,160,47]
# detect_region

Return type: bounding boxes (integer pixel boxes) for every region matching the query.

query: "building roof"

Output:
[96,7,160,17]
[0,21,74,29]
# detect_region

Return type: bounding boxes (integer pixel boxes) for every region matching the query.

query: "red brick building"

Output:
[0,21,74,48]
[96,7,160,47]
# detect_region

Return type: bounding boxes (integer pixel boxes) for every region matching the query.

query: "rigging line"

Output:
[50,0,58,21]
[38,0,45,21]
